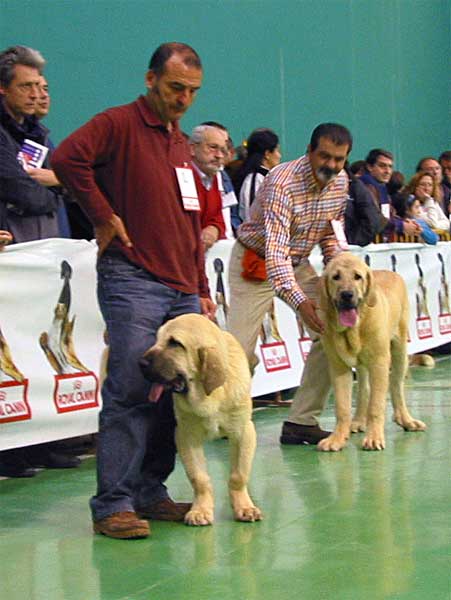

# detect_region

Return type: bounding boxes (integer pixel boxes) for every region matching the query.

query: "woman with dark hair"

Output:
[233,128,281,222]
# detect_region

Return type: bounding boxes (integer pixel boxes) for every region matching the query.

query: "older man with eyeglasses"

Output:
[190,124,228,250]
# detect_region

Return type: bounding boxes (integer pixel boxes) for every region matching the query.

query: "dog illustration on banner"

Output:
[0,326,31,423]
[437,252,451,335]
[259,300,291,372]
[390,253,414,343]
[39,260,99,413]
[414,253,433,339]
[0,326,24,383]
[213,258,228,331]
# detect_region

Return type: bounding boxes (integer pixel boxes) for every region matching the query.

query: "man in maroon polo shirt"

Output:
[52,42,215,540]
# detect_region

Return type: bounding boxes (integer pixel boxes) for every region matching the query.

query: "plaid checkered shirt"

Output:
[237,154,348,311]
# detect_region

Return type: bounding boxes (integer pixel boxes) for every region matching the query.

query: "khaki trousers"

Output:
[228,241,330,426]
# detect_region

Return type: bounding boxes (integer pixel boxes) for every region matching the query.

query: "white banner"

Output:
[1,239,450,450]
[0,239,104,450]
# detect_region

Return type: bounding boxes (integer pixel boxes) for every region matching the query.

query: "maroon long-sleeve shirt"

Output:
[52,95,209,297]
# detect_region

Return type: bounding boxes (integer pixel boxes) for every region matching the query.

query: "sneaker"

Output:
[93,511,150,539]
[136,498,192,522]
[280,421,331,445]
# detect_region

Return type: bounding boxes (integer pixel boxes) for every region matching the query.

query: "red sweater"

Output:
[192,169,226,239]
[52,96,209,297]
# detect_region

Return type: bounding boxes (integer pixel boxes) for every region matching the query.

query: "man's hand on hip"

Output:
[298,298,325,335]
[95,214,132,256]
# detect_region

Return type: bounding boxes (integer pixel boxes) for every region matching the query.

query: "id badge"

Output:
[217,173,237,208]
[381,203,391,219]
[175,167,200,211]
[216,172,225,193]
[331,219,349,250]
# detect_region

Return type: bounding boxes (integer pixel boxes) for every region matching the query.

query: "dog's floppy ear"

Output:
[319,273,332,310]
[364,269,377,307]
[198,346,227,396]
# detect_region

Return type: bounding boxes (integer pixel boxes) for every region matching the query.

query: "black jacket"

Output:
[345,176,386,246]
[0,100,61,241]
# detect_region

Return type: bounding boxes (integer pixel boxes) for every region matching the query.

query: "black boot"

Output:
[25,443,81,469]
[0,448,37,477]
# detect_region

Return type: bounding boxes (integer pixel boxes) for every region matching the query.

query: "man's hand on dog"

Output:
[298,298,325,335]
[95,214,133,256]
[200,297,216,321]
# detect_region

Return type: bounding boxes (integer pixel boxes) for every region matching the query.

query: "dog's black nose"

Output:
[340,291,354,303]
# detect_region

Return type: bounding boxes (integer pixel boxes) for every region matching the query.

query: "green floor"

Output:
[1,357,450,600]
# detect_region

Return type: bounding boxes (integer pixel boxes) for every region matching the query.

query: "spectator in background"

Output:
[0,45,62,242]
[34,75,93,240]
[349,159,366,178]
[387,170,405,199]
[395,194,438,245]
[439,150,451,213]
[232,128,281,223]
[404,171,450,232]
[225,141,247,182]
[190,124,228,250]
[201,121,238,238]
[416,156,450,217]
[361,148,420,239]
[33,75,71,237]
[344,163,384,246]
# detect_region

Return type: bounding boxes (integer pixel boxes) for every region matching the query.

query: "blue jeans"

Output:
[90,253,201,520]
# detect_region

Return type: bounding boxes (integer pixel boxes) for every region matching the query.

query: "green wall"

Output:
[1,0,450,175]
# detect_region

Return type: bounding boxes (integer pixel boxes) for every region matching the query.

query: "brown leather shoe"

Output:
[93,511,150,539]
[280,421,331,445]
[137,498,192,522]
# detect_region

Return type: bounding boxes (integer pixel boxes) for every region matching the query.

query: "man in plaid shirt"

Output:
[228,123,352,445]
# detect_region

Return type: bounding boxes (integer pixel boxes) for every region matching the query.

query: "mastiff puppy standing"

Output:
[318,252,426,452]
[140,314,262,526]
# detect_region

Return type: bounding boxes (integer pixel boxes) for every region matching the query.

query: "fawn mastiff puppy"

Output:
[318,252,426,452]
[140,313,262,526]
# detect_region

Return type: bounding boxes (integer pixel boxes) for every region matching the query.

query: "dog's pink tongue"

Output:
[339,308,358,328]
[148,383,165,403]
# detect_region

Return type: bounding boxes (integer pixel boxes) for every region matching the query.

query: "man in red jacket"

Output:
[52,42,215,540]
[190,124,228,250]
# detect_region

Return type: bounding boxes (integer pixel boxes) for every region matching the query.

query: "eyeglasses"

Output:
[197,142,228,156]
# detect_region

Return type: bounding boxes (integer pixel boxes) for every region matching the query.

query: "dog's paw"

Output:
[397,417,427,432]
[361,433,385,450]
[234,505,263,523]
[184,508,214,526]
[317,434,346,452]
[351,420,366,433]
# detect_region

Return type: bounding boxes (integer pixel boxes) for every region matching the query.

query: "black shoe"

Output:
[0,462,38,478]
[27,450,81,469]
[280,421,331,445]
[0,448,38,477]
